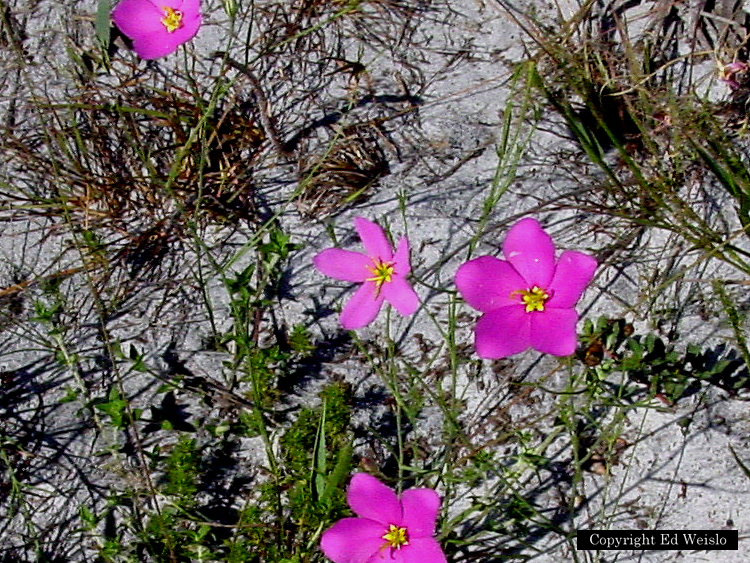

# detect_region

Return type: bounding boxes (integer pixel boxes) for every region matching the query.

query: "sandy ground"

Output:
[0,0,748,561]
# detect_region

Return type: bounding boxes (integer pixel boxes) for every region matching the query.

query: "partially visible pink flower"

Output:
[718,61,748,90]
[321,473,447,563]
[313,217,419,329]
[455,217,597,359]
[112,0,202,60]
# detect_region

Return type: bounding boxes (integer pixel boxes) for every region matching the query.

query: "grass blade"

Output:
[95,0,111,50]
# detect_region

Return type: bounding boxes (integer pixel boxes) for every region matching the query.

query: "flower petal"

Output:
[355,217,393,261]
[314,249,371,282]
[132,32,183,59]
[112,0,165,38]
[455,256,526,313]
[474,306,531,359]
[400,488,440,538]
[392,237,411,275]
[321,518,386,563]
[169,0,201,17]
[546,250,597,309]
[502,218,555,288]
[347,473,402,526]
[163,12,201,48]
[113,0,201,59]
[340,282,385,330]
[400,538,448,563]
[367,548,404,563]
[381,277,419,317]
[529,308,578,356]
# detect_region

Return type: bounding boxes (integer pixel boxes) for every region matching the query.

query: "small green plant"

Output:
[579,316,749,403]
[161,436,200,505]
[279,382,354,555]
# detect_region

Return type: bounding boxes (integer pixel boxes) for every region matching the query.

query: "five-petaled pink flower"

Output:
[112,0,202,60]
[313,217,419,329]
[321,472,447,563]
[455,217,596,358]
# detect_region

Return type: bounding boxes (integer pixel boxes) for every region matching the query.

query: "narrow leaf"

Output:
[311,400,327,502]
[95,0,111,50]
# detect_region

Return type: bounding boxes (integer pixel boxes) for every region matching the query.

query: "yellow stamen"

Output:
[512,286,549,312]
[382,524,409,549]
[366,259,395,295]
[160,6,183,33]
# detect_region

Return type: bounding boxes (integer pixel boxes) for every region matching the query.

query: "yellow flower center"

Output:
[382,524,409,549]
[160,6,184,33]
[366,259,395,294]
[513,286,549,312]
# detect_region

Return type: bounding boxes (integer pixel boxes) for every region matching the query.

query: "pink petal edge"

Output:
[475,306,531,359]
[455,256,527,313]
[502,218,556,289]
[321,518,386,563]
[347,473,402,526]
[392,236,411,275]
[381,276,419,317]
[172,0,202,17]
[400,488,440,538]
[112,0,165,38]
[313,248,371,282]
[355,217,393,261]
[113,0,201,59]
[529,308,579,356]
[546,250,597,309]
[399,537,448,563]
[132,32,183,59]
[340,282,385,330]
[367,549,405,563]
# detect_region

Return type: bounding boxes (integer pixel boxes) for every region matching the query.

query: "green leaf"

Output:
[79,505,98,530]
[222,0,237,18]
[311,400,327,503]
[60,386,79,404]
[95,386,128,428]
[320,442,353,509]
[95,0,111,50]
[289,324,314,353]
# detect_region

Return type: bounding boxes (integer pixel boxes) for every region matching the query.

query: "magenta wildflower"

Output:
[718,61,749,90]
[455,217,597,359]
[313,217,419,330]
[320,473,447,563]
[112,0,202,60]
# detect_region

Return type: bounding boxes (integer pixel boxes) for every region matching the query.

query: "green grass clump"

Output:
[162,437,200,506]
[580,316,749,404]
[280,382,354,537]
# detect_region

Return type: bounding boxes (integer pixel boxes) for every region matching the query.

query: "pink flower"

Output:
[112,0,202,60]
[455,218,596,359]
[313,217,419,329]
[718,61,749,90]
[320,473,447,563]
